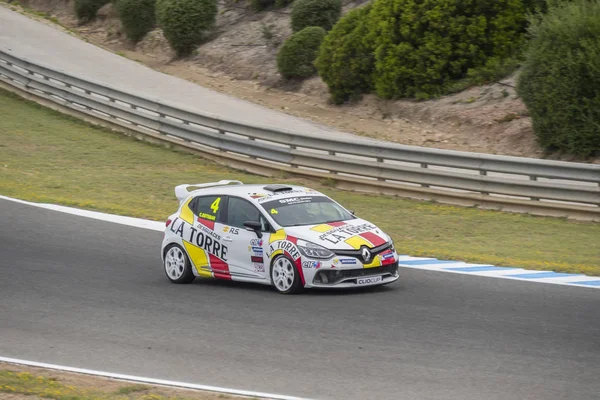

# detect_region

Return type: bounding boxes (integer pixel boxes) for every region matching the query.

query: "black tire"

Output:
[163,244,195,284]
[270,255,303,294]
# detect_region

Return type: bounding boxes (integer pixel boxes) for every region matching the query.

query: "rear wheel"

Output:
[270,255,303,294]
[164,244,195,284]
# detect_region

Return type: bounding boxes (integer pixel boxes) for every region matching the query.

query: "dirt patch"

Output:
[0,362,246,399]
[6,0,596,162]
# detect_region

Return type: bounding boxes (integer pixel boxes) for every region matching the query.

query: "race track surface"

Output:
[1,198,599,400]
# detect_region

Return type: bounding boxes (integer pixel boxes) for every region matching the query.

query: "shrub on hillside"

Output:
[156,0,217,56]
[75,0,110,23]
[116,0,156,42]
[291,0,341,32]
[317,0,531,102]
[367,0,529,99]
[277,26,326,79]
[517,0,600,156]
[314,5,373,104]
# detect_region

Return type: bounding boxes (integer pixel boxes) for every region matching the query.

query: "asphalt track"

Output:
[1,198,600,400]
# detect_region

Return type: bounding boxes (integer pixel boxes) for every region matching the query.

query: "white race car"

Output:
[161,180,399,294]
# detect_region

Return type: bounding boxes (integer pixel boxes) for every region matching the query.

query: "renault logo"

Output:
[361,247,371,262]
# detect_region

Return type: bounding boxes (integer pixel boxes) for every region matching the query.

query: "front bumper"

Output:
[310,262,399,288]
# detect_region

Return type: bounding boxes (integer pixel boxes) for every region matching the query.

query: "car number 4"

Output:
[357,276,382,285]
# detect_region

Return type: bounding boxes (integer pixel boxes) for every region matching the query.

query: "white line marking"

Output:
[0,195,164,231]
[399,264,600,289]
[0,356,312,400]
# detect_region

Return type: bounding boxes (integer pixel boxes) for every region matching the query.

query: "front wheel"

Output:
[164,244,195,284]
[270,255,303,294]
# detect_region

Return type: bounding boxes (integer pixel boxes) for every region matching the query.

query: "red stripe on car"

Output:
[359,232,386,247]
[209,254,231,280]
[327,221,346,227]
[198,218,215,230]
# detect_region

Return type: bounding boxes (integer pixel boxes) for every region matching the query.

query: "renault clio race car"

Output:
[161,180,399,294]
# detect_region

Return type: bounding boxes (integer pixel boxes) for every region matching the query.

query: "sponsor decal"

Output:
[382,251,395,260]
[302,261,322,269]
[317,222,378,245]
[339,258,357,265]
[251,246,263,254]
[195,222,221,242]
[357,276,382,285]
[222,226,239,234]
[169,217,228,261]
[250,238,263,247]
[268,240,300,260]
[255,189,319,203]
[253,263,265,273]
[251,256,264,263]
[278,196,313,205]
[198,212,216,221]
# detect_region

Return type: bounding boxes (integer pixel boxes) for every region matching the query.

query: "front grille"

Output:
[333,242,391,264]
[314,262,398,285]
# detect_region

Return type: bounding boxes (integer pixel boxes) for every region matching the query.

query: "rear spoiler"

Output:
[174,180,243,202]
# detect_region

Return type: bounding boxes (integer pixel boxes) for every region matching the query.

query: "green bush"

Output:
[277,26,326,79]
[251,0,275,10]
[156,0,217,56]
[367,0,529,99]
[314,5,373,104]
[74,0,110,23]
[316,0,531,102]
[291,0,342,32]
[116,0,156,42]
[517,0,600,156]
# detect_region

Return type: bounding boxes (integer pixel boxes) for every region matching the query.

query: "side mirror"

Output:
[348,209,355,216]
[243,221,263,238]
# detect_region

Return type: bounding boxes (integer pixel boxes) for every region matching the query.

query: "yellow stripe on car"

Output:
[269,229,286,244]
[179,198,195,225]
[363,255,382,269]
[310,224,334,233]
[183,241,212,277]
[344,235,372,249]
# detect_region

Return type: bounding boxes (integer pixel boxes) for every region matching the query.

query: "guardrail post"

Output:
[329,151,337,174]
[480,170,489,195]
[530,176,540,200]
[377,158,384,181]
[421,163,430,188]
[249,137,257,159]
[290,145,297,168]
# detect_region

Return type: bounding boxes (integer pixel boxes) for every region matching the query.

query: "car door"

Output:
[185,194,232,280]
[222,196,271,280]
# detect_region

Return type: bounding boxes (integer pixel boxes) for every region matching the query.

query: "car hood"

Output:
[282,218,390,250]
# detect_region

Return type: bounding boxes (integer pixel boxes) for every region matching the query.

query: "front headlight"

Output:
[384,234,395,252]
[297,239,335,259]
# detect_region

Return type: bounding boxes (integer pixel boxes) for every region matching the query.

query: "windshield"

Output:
[260,196,355,227]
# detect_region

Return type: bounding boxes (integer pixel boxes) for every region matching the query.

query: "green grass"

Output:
[0,369,235,399]
[1,88,599,275]
[116,385,149,395]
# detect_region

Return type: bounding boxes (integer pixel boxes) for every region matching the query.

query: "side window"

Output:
[227,197,266,230]
[193,196,223,222]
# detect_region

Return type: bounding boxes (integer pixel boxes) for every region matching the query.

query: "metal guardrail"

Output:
[1,49,599,220]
